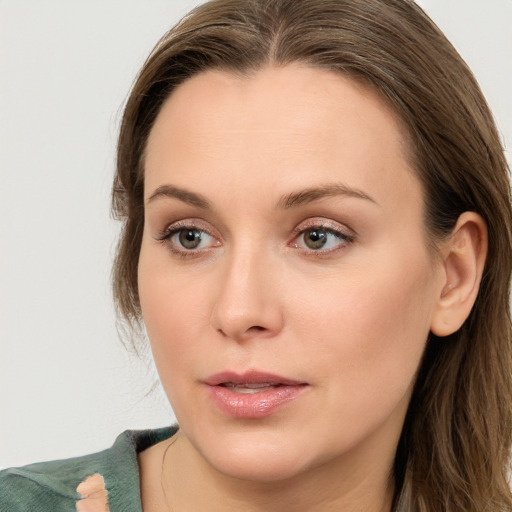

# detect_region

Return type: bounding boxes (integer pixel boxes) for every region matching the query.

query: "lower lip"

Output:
[207,385,307,419]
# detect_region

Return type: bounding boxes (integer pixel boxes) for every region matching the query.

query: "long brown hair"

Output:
[112,1,512,509]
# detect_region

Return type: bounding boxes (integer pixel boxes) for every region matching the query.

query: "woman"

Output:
[2,0,511,511]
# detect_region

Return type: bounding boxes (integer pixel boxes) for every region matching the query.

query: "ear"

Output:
[430,212,488,337]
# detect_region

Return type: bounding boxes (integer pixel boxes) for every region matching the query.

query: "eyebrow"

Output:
[145,182,377,210]
[146,185,211,209]
[277,183,378,209]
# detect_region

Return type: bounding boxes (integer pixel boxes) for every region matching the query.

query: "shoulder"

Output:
[0,426,176,512]
[0,456,91,512]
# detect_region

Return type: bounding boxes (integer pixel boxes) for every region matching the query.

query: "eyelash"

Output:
[155,219,355,258]
[155,221,218,258]
[290,222,355,255]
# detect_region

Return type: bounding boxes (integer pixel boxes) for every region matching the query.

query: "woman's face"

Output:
[139,65,445,483]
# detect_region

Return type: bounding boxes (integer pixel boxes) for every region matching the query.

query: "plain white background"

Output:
[1,0,511,469]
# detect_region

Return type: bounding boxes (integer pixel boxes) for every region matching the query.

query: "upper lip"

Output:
[203,370,307,387]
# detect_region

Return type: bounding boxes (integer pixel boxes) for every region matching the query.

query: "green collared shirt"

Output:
[0,426,176,512]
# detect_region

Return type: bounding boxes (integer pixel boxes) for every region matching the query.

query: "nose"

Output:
[210,245,284,342]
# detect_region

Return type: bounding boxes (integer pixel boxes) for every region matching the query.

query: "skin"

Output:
[137,64,453,511]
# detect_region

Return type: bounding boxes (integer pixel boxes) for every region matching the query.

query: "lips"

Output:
[203,371,308,419]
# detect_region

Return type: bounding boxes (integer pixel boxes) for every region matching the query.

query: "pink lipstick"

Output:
[203,371,307,419]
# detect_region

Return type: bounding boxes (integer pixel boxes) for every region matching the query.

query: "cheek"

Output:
[139,267,211,427]
[289,249,436,417]
[138,244,208,379]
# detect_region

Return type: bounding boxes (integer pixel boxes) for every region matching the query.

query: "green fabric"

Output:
[0,426,177,512]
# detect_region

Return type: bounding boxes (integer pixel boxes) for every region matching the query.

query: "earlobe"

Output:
[430,212,488,337]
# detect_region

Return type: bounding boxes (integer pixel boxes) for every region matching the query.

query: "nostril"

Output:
[216,325,266,340]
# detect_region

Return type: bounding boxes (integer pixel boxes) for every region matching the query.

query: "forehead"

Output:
[144,64,420,213]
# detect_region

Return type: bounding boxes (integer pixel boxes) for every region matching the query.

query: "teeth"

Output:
[223,383,279,393]
[231,386,276,394]
[225,383,274,388]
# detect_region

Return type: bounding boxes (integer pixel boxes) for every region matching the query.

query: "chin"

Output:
[190,425,317,483]
[209,449,311,483]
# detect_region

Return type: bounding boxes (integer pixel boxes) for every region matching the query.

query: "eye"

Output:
[292,222,354,253]
[174,228,210,250]
[156,222,220,256]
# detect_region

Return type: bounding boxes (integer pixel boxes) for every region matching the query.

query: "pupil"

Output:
[179,229,201,249]
[306,229,327,249]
